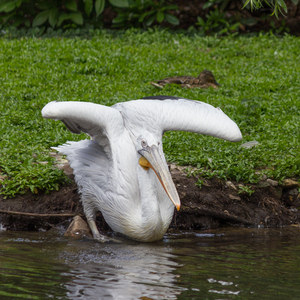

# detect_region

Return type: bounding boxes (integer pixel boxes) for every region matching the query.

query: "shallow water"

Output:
[0,227,300,299]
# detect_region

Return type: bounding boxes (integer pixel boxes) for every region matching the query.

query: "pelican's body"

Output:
[42,96,242,242]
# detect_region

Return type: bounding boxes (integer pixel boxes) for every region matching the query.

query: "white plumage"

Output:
[42,96,242,242]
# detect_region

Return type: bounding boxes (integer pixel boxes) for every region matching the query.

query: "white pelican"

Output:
[42,96,242,242]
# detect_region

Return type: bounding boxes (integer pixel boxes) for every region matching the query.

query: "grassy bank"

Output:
[0,30,299,198]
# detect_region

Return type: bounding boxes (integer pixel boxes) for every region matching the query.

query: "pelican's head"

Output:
[135,135,181,211]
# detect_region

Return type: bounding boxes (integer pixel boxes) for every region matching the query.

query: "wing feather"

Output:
[42,101,124,140]
[114,97,242,142]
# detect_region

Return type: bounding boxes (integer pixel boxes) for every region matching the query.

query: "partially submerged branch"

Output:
[0,209,77,218]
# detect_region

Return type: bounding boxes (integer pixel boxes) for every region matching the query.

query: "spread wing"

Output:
[114,96,242,142]
[42,101,124,144]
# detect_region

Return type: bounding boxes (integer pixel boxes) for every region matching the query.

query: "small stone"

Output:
[289,208,298,213]
[180,191,186,198]
[289,188,298,196]
[266,179,279,186]
[226,181,237,190]
[261,174,268,181]
[64,215,92,238]
[229,194,241,201]
[0,174,7,182]
[61,164,74,177]
[177,165,188,172]
[169,163,177,170]
[282,179,299,189]
[257,181,270,188]
[240,140,260,149]
[56,158,69,168]
[291,224,300,228]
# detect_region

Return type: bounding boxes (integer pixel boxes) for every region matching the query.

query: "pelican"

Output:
[42,96,242,242]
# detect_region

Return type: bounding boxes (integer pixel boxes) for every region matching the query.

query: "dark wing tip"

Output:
[141,95,181,101]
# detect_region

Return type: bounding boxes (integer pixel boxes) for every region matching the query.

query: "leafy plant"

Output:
[243,0,299,18]
[0,0,179,29]
[238,184,255,196]
[0,0,106,28]
[0,0,295,30]
[202,0,231,11]
[33,0,107,27]
[111,0,179,28]
[196,9,240,36]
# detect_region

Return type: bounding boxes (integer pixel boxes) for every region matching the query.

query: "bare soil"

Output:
[0,165,299,234]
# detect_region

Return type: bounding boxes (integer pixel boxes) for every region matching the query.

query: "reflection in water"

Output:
[61,240,183,299]
[0,232,70,299]
[170,228,300,299]
[0,228,300,299]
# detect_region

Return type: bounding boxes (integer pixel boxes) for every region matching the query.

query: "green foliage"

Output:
[196,9,241,36]
[0,0,178,29]
[111,0,179,28]
[0,0,108,28]
[0,30,299,198]
[0,0,103,28]
[0,0,293,31]
[244,0,299,18]
[194,0,296,36]
[238,184,255,195]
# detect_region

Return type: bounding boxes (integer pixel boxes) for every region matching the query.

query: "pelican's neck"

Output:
[136,165,175,241]
[108,131,174,242]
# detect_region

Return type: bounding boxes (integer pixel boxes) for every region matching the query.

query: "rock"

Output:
[282,179,299,189]
[266,179,279,187]
[240,141,260,149]
[257,181,270,188]
[0,174,7,182]
[261,174,268,181]
[64,215,92,238]
[169,163,178,171]
[50,152,74,177]
[61,164,74,177]
[226,181,237,190]
[255,172,267,181]
[289,188,299,196]
[291,223,300,228]
[228,194,241,201]
[258,179,279,188]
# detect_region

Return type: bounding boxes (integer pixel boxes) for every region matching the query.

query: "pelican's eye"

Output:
[141,140,148,148]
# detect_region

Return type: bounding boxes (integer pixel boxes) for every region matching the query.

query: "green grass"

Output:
[0,29,299,198]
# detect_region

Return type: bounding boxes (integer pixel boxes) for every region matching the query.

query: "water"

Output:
[0,227,300,299]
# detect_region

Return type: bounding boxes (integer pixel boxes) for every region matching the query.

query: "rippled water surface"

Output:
[1,227,300,299]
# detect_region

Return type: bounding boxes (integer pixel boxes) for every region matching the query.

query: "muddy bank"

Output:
[0,164,299,234]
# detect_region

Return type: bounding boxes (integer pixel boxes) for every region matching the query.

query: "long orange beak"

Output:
[138,145,181,211]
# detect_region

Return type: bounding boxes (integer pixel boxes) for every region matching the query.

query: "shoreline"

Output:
[0,164,298,234]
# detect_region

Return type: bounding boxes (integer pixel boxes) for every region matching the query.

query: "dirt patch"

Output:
[0,165,299,234]
[171,166,299,230]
